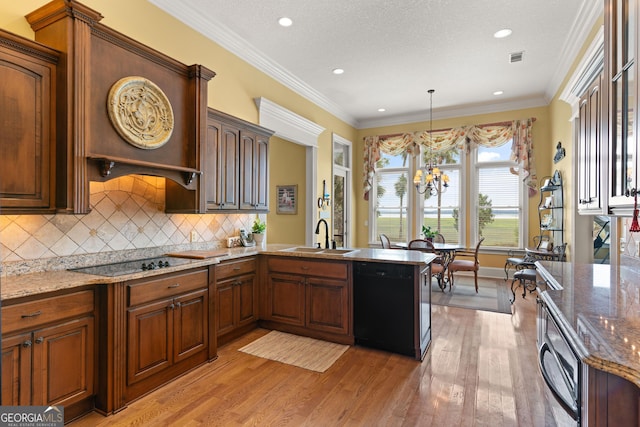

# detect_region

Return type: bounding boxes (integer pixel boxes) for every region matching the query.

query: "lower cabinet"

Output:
[262,257,352,343]
[1,289,95,422]
[215,257,258,345]
[123,268,210,403]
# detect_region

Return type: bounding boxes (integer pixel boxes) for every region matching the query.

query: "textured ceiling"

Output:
[151,0,602,128]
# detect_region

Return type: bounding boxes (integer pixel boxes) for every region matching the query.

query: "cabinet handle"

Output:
[35,337,44,344]
[21,311,42,318]
[23,340,32,348]
[301,266,310,270]
[233,266,241,270]
[167,283,180,289]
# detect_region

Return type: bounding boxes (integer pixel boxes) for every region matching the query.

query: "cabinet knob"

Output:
[23,340,32,348]
[169,303,175,310]
[175,302,181,308]
[35,337,44,344]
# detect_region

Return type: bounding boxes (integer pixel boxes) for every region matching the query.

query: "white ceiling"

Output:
[150,0,602,129]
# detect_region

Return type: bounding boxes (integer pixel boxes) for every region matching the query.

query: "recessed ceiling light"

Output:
[494,29,512,39]
[378,108,386,112]
[493,90,504,96]
[332,68,344,75]
[278,17,293,27]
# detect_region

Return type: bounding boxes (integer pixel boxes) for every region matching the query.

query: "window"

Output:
[472,143,526,248]
[419,146,462,244]
[371,152,410,243]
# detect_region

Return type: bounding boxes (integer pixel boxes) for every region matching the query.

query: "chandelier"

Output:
[413,89,449,195]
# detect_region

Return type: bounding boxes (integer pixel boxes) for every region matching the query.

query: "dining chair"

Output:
[433,233,445,244]
[408,239,445,289]
[503,235,550,281]
[447,237,485,292]
[379,233,392,249]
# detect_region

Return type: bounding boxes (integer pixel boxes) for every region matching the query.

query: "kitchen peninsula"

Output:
[1,245,435,422]
[535,260,640,425]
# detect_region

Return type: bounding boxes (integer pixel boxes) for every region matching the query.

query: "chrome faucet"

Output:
[315,219,330,249]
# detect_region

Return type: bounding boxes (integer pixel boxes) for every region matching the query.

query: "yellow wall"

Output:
[0,1,606,268]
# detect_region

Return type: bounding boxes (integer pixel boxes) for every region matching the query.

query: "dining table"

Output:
[397,241,463,291]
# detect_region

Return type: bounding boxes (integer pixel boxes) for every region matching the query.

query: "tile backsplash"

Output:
[0,175,260,274]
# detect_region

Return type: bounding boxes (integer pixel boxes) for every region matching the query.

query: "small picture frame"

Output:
[276,185,297,214]
[541,213,553,228]
[544,196,554,208]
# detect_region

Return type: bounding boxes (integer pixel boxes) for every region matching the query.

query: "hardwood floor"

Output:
[72,289,571,426]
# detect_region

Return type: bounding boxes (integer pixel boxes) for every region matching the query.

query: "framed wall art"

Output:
[276,185,297,214]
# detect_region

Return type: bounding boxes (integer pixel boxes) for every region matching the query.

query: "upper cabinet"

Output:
[606,0,639,213]
[577,73,605,214]
[167,108,272,214]
[0,30,59,214]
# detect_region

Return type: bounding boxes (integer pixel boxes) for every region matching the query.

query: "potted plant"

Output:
[422,225,436,242]
[251,217,266,247]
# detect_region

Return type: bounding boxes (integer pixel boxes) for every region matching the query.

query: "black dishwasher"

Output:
[354,261,425,358]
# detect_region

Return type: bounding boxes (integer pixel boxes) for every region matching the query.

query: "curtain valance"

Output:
[363,118,537,200]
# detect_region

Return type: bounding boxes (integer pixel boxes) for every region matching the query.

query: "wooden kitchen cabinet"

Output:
[1,289,95,422]
[0,29,59,214]
[124,268,209,402]
[165,108,272,213]
[577,73,605,214]
[215,257,258,345]
[263,257,352,343]
[606,0,639,213]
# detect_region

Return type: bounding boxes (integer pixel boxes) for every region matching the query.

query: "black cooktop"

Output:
[70,256,194,277]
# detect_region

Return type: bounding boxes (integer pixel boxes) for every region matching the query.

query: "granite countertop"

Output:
[1,244,434,302]
[536,260,640,387]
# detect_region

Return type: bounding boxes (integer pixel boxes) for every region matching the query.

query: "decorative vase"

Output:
[253,232,265,248]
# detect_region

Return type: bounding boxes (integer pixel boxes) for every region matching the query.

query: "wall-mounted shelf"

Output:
[538,171,564,247]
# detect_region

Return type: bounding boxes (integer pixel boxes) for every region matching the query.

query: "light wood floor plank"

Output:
[71,290,568,426]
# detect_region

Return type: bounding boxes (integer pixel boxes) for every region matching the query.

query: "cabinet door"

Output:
[306,277,349,335]
[1,332,32,405]
[0,48,54,212]
[206,123,241,211]
[32,317,94,407]
[237,274,257,327]
[607,0,638,210]
[173,289,208,364]
[239,132,256,210]
[127,299,172,385]
[216,277,236,337]
[265,273,305,326]
[578,76,604,213]
[254,134,269,211]
[239,132,269,211]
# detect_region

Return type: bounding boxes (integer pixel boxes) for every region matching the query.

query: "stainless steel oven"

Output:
[537,297,581,424]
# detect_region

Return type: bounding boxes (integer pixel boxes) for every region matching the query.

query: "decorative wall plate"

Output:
[107,76,174,149]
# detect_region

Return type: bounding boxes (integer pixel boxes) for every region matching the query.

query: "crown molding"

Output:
[546,0,603,103]
[254,97,325,147]
[149,0,358,128]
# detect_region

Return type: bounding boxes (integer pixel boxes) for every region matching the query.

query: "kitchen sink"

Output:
[279,247,358,256]
[281,247,325,253]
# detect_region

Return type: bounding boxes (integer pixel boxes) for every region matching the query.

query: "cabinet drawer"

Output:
[216,258,256,280]
[128,269,208,307]
[267,257,348,279]
[2,290,94,334]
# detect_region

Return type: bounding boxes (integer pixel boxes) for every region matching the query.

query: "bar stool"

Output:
[510,268,538,304]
